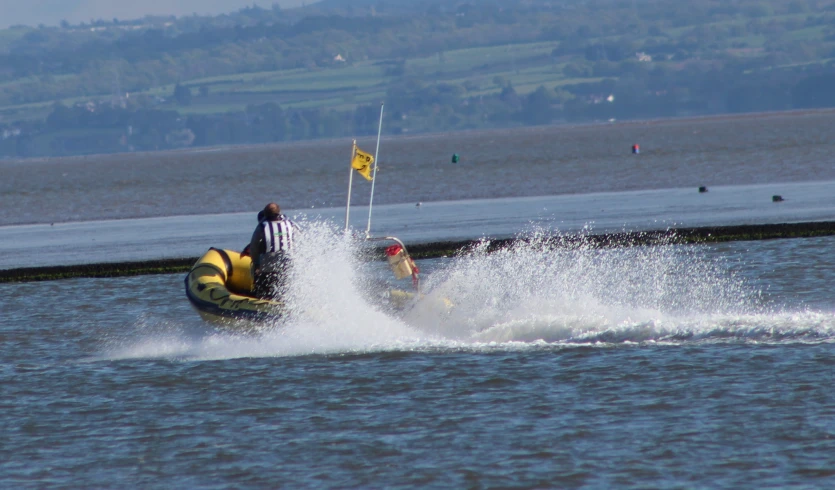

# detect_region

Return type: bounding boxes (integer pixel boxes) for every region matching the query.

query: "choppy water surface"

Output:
[3,113,835,488]
[3,225,835,488]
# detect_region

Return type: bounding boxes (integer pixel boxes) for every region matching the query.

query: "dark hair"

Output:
[264,202,281,220]
[257,210,265,222]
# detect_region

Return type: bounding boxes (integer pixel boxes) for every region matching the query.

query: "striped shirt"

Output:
[262,217,298,253]
[250,215,300,269]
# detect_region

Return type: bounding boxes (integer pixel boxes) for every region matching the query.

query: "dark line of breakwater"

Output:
[1,258,197,283]
[3,221,835,283]
[404,221,835,258]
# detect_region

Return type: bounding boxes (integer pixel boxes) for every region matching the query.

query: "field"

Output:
[1,5,833,123]
[0,38,589,121]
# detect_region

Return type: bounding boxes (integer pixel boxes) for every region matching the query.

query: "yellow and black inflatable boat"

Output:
[184,248,284,324]
[185,244,450,326]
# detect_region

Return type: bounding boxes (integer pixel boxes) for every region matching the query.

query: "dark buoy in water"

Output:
[631,144,640,154]
[451,153,459,163]
[698,186,708,193]
[772,195,784,202]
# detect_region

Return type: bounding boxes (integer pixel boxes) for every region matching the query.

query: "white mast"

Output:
[344,139,356,233]
[365,103,384,237]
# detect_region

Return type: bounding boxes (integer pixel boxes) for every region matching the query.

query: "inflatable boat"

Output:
[185,242,431,326]
[184,248,285,324]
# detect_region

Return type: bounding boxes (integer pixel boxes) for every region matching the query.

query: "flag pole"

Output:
[345,140,356,233]
[365,103,384,238]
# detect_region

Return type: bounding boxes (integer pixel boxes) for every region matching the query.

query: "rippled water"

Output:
[3,113,835,488]
[4,226,835,488]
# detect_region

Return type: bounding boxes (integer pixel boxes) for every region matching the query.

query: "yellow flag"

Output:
[351,146,374,181]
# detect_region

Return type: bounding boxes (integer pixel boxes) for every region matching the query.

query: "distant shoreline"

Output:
[5,107,835,165]
[3,221,834,283]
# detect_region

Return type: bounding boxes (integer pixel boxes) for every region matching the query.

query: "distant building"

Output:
[590,94,615,104]
[636,52,653,62]
[2,128,21,140]
[333,54,345,62]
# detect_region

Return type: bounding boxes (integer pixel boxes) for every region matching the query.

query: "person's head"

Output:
[263,202,281,221]
[257,210,265,223]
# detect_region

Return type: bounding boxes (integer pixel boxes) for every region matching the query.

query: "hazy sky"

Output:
[0,0,312,28]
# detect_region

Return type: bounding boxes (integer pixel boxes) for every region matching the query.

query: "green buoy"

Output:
[451,153,459,163]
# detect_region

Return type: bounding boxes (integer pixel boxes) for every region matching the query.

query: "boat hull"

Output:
[185,248,284,324]
[185,247,449,327]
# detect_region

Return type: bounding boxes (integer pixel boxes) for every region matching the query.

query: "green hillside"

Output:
[2,0,835,157]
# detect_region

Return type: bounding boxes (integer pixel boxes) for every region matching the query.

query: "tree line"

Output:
[4,64,834,158]
[1,0,835,157]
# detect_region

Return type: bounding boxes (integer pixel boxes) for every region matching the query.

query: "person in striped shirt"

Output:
[249,202,300,298]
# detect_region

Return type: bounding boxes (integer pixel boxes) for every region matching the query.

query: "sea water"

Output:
[2,222,835,488]
[3,114,835,487]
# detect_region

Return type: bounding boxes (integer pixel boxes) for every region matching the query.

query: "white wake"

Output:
[101,223,835,360]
